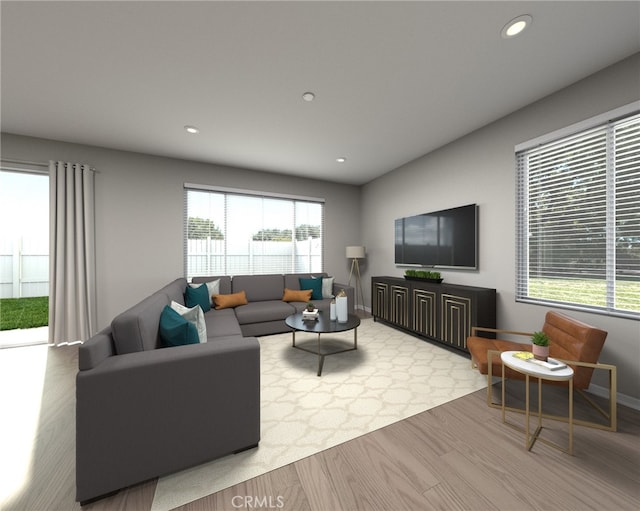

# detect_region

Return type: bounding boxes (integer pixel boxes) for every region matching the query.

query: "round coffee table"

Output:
[285,312,360,376]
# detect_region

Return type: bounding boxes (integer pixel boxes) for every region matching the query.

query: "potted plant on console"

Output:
[404,269,443,283]
[531,331,550,361]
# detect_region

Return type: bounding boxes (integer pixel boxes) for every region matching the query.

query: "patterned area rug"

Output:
[152,319,486,510]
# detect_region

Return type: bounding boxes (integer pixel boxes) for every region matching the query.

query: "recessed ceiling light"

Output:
[302,92,315,102]
[501,14,532,39]
[336,157,346,163]
[184,125,200,134]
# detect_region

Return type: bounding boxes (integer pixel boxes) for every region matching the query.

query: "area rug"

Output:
[151,319,487,510]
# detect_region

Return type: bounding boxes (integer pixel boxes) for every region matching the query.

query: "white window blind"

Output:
[184,185,324,277]
[516,111,640,319]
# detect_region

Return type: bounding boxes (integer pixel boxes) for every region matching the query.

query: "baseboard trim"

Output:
[589,383,640,411]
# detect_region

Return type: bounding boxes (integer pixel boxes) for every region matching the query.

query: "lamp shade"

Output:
[346,246,366,259]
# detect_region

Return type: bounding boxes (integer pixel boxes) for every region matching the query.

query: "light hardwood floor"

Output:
[2,342,639,511]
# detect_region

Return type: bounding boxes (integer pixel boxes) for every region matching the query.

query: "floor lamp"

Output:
[346,246,365,311]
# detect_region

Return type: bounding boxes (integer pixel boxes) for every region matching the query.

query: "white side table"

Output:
[500,350,575,454]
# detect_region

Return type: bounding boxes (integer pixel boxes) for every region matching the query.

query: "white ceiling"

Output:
[2,1,639,185]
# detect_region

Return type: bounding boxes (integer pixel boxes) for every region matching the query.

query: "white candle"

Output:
[336,295,348,323]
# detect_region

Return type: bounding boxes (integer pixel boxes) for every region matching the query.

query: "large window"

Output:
[0,168,49,300]
[184,184,324,277]
[516,107,640,319]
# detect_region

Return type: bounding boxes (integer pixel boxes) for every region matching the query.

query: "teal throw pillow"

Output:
[184,283,211,312]
[159,305,200,347]
[299,277,323,301]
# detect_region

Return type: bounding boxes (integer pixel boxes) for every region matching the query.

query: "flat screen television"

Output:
[395,204,478,269]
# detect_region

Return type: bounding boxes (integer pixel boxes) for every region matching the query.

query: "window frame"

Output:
[183,183,325,278]
[515,102,640,320]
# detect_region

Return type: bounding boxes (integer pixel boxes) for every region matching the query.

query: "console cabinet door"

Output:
[372,276,496,354]
[412,287,438,338]
[372,280,389,321]
[440,293,472,350]
[372,278,410,330]
[390,284,410,329]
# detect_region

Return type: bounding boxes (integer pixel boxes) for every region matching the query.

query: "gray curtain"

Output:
[48,161,97,345]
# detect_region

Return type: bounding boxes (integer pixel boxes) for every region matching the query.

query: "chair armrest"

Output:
[553,359,617,431]
[471,326,534,337]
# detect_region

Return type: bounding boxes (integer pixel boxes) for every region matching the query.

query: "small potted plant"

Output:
[531,331,550,361]
[404,270,443,283]
[306,302,315,312]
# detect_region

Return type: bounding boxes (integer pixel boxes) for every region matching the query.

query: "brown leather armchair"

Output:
[467,311,616,431]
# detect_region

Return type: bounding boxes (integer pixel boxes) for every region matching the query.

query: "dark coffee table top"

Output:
[285,311,360,333]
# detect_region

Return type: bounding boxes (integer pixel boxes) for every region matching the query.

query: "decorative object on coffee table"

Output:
[531,331,550,361]
[335,288,348,323]
[302,303,319,320]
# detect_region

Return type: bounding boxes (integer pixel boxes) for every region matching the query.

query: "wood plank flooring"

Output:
[2,342,639,511]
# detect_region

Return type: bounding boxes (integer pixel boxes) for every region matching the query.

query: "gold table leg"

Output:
[569,377,573,455]
[317,333,323,377]
[521,373,573,454]
[291,327,358,377]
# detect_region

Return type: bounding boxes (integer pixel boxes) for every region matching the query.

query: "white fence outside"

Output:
[187,237,322,276]
[0,237,322,298]
[0,236,49,298]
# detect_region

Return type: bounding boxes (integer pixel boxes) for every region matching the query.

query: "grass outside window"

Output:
[0,297,49,331]
[528,278,640,313]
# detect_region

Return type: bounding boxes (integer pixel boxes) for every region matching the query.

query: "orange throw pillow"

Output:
[282,288,312,303]
[213,290,248,310]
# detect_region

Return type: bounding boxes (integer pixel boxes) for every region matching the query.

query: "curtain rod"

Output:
[0,157,98,172]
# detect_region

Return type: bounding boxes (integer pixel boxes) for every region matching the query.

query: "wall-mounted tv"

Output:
[395,204,478,270]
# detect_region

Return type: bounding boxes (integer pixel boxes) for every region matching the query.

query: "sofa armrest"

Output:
[78,327,115,371]
[76,337,260,503]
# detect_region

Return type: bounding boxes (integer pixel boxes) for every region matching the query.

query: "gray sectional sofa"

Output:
[76,272,353,504]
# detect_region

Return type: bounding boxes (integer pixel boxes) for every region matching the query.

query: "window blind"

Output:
[184,185,324,278]
[516,111,640,319]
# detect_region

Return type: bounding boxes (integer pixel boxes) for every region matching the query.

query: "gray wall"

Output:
[0,134,361,329]
[1,54,638,401]
[361,54,640,401]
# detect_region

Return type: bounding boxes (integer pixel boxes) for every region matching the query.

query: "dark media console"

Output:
[371,276,496,354]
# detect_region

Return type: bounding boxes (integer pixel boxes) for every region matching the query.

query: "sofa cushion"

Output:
[233,274,284,301]
[284,273,326,291]
[317,275,335,298]
[290,297,333,313]
[170,301,207,344]
[282,288,312,303]
[191,275,232,295]
[299,277,323,300]
[159,305,200,347]
[111,292,170,354]
[185,283,211,312]
[214,290,248,310]
[234,301,295,325]
[203,308,243,338]
[189,279,220,306]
